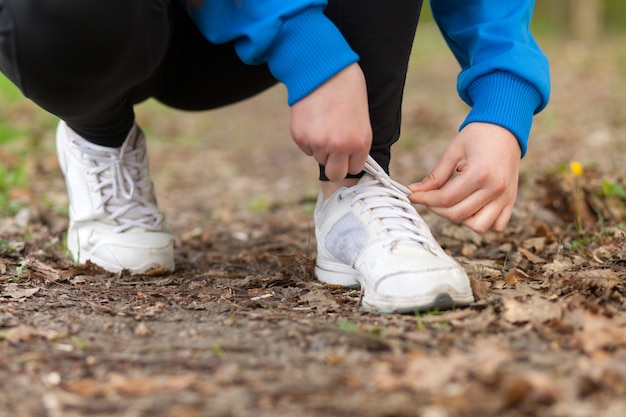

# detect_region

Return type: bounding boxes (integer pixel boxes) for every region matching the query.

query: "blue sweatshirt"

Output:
[182,0,550,156]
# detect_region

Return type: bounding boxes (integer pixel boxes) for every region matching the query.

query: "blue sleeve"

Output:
[430,0,551,156]
[181,0,359,105]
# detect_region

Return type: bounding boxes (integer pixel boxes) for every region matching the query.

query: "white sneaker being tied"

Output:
[315,156,474,313]
[56,120,174,274]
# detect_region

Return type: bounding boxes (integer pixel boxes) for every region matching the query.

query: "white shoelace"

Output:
[339,156,436,251]
[71,132,165,233]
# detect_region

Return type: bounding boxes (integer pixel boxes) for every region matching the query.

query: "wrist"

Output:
[460,71,542,157]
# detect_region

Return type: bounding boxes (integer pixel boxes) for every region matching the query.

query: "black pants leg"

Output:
[0,0,422,172]
[324,0,423,176]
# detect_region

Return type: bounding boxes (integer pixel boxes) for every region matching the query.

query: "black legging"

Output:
[0,0,422,176]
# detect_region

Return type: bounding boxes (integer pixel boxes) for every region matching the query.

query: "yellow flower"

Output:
[570,161,583,177]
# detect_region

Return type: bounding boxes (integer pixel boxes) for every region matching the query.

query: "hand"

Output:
[408,122,522,234]
[290,63,372,182]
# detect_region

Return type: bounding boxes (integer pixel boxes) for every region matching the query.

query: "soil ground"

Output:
[1,25,626,417]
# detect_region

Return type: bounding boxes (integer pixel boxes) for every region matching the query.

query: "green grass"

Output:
[0,73,22,104]
[600,179,626,199]
[0,73,55,216]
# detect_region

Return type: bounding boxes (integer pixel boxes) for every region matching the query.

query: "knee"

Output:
[10,0,169,82]
[7,0,170,109]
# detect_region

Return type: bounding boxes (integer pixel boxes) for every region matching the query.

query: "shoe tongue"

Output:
[358,172,376,184]
[121,125,140,151]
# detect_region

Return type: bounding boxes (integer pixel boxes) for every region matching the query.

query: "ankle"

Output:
[320,178,359,200]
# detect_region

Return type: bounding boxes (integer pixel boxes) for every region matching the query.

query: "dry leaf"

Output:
[574,311,626,354]
[402,352,468,391]
[26,259,65,283]
[301,290,340,313]
[517,247,546,264]
[505,269,519,285]
[69,373,200,397]
[460,259,502,279]
[470,338,516,383]
[503,370,560,406]
[4,325,38,343]
[503,297,562,325]
[522,237,547,253]
[439,223,484,245]
[134,322,151,337]
[2,284,40,299]
[453,308,495,332]
[542,257,573,275]
[575,268,618,280]
[3,324,65,343]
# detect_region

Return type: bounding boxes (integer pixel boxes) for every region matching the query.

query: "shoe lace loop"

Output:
[340,156,436,251]
[71,130,165,233]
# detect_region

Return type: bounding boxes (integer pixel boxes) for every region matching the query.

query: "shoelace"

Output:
[339,156,437,251]
[71,131,165,233]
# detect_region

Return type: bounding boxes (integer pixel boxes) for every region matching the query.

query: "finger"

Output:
[490,205,514,232]
[409,172,480,208]
[312,149,329,167]
[461,201,506,234]
[324,153,350,182]
[424,187,498,225]
[347,149,369,175]
[409,150,461,193]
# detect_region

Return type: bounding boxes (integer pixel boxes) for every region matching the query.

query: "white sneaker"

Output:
[315,156,474,313]
[56,120,174,274]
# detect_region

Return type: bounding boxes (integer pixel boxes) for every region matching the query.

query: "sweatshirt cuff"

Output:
[262,7,359,105]
[460,71,543,157]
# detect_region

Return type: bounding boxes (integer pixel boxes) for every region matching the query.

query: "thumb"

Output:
[409,152,458,193]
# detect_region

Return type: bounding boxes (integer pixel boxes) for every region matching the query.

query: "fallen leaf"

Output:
[470,338,516,383]
[574,311,626,354]
[439,223,483,245]
[301,290,340,313]
[452,308,495,332]
[505,269,519,285]
[134,322,151,336]
[575,268,618,281]
[517,247,547,264]
[67,373,199,398]
[503,370,560,407]
[2,284,40,299]
[4,325,38,343]
[577,349,626,396]
[460,258,502,279]
[522,237,547,253]
[503,297,562,325]
[25,259,66,283]
[542,257,574,275]
[401,352,468,391]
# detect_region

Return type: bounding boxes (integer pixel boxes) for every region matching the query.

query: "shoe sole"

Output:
[361,290,474,314]
[315,263,474,314]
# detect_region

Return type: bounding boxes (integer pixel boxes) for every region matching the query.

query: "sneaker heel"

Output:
[314,263,360,288]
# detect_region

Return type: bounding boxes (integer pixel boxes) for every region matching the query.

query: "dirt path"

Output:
[1,27,626,417]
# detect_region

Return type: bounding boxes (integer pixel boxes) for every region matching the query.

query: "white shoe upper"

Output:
[315,156,474,313]
[56,121,174,273]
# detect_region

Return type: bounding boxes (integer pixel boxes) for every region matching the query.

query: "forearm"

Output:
[181,0,359,105]
[430,0,550,155]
